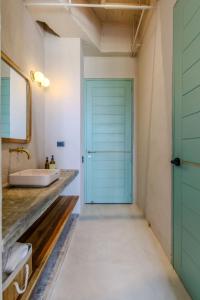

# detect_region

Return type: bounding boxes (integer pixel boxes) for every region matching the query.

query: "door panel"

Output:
[183,0,200,26]
[183,34,200,73]
[183,6,200,49]
[182,112,200,139]
[84,79,133,204]
[182,229,200,267]
[182,86,200,116]
[181,252,200,300]
[182,184,200,212]
[183,59,200,94]
[182,165,200,190]
[182,140,200,163]
[173,1,200,298]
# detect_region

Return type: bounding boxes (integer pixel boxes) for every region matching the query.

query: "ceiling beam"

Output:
[25,2,152,11]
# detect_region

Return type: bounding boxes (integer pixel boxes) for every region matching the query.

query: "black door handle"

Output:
[171,157,181,166]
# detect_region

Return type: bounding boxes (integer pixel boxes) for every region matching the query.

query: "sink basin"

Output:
[9,169,61,187]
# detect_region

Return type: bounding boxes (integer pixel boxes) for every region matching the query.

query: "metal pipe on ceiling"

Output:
[25,2,152,10]
[131,9,145,56]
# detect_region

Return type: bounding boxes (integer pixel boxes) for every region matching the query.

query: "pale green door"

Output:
[84,79,133,204]
[173,1,200,299]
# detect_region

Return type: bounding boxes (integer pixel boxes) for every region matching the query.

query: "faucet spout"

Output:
[9,147,32,160]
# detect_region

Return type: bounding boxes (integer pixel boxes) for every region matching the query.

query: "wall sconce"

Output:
[30,71,50,88]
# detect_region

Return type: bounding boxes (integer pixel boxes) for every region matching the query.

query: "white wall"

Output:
[1,0,45,184]
[137,0,176,259]
[84,57,137,78]
[44,35,83,213]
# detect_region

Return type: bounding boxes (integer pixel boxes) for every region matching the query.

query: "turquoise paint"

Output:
[84,79,133,204]
[173,1,200,298]
[1,78,10,137]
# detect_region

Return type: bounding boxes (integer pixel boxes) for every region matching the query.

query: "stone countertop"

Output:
[2,170,79,251]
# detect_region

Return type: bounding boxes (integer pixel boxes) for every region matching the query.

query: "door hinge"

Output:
[82,156,84,163]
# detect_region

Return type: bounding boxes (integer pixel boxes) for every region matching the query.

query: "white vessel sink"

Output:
[9,169,60,187]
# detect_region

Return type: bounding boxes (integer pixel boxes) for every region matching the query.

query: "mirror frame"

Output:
[1,51,32,144]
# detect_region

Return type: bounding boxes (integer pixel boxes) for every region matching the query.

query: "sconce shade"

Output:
[30,71,50,88]
[34,71,44,83]
[42,77,50,87]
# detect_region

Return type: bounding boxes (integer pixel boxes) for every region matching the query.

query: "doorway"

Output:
[173,1,200,298]
[84,79,133,204]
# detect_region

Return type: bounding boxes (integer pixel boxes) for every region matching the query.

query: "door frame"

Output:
[83,78,134,204]
[172,0,180,269]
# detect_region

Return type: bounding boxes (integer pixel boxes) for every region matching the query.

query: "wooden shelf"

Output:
[18,195,78,300]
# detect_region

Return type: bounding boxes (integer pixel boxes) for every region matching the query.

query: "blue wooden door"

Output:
[84,79,133,204]
[173,1,200,299]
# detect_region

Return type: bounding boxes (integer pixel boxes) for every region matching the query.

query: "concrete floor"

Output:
[50,204,191,300]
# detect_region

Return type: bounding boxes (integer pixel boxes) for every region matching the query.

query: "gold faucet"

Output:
[9,147,31,160]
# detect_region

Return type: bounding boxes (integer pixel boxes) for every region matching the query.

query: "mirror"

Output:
[1,52,31,143]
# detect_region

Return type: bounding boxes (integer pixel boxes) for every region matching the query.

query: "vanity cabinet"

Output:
[18,195,78,300]
[2,170,79,300]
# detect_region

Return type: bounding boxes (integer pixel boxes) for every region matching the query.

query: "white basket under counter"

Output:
[3,243,32,300]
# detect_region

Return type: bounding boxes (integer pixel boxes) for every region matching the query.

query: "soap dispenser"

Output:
[49,155,56,169]
[45,157,50,169]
